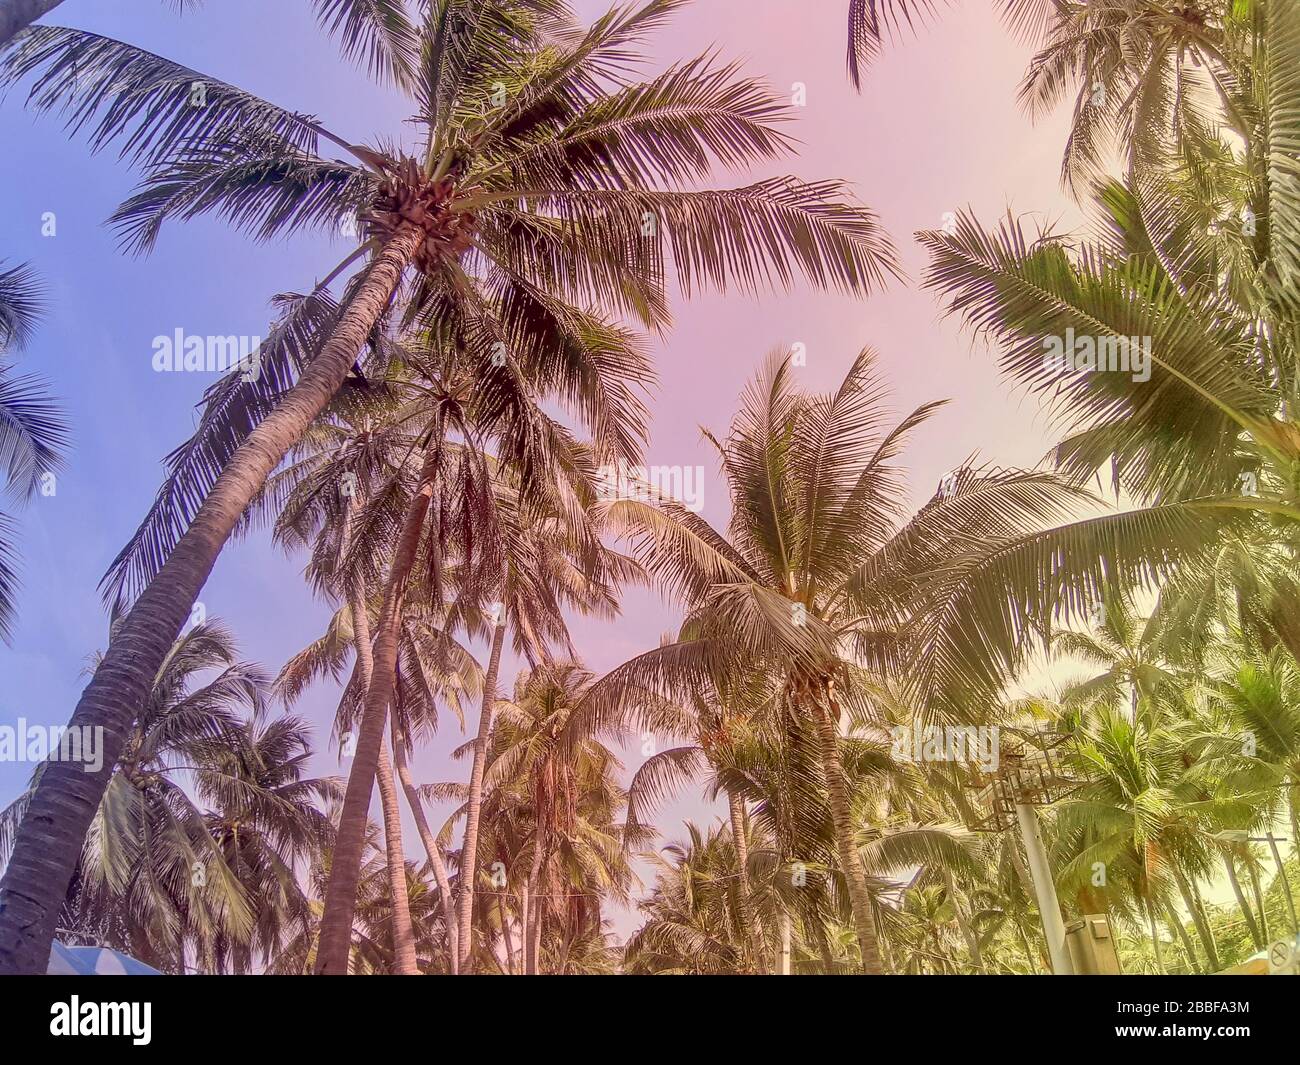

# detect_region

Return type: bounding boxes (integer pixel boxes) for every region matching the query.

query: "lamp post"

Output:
[1213,830,1298,937]
[967,731,1079,974]
[1015,800,1074,975]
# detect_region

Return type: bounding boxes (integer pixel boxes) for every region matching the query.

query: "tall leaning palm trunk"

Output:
[315,434,440,974]
[0,224,421,975]
[374,744,419,973]
[344,563,418,976]
[456,614,508,972]
[0,0,61,46]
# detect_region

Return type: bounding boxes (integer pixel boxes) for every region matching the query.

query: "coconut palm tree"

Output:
[0,0,897,973]
[267,375,485,973]
[270,803,451,974]
[0,260,66,641]
[0,620,332,972]
[620,654,779,970]
[195,713,339,973]
[1018,0,1245,191]
[482,662,633,974]
[580,346,1146,971]
[1052,596,1184,722]
[624,821,753,974]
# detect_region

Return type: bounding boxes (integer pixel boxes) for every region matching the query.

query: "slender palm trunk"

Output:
[455,615,507,972]
[1178,868,1219,972]
[375,744,419,973]
[0,0,63,45]
[345,553,417,975]
[810,692,883,974]
[315,438,441,974]
[392,722,459,972]
[1164,899,1200,973]
[1289,795,1300,861]
[1248,859,1270,943]
[499,895,517,975]
[1145,895,1165,973]
[726,790,766,973]
[524,846,546,975]
[1016,921,1039,974]
[1223,852,1262,949]
[0,225,421,975]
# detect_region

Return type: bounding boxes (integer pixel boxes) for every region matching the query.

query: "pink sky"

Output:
[556,0,1085,935]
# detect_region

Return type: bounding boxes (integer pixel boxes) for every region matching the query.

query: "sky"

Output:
[0,0,1086,941]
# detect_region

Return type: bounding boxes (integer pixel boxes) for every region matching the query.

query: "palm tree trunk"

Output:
[1165,898,1201,973]
[1145,895,1165,973]
[343,559,418,976]
[315,436,442,974]
[455,614,507,973]
[0,0,63,46]
[726,790,766,973]
[0,225,422,976]
[1248,859,1270,943]
[1223,851,1262,949]
[499,894,517,975]
[524,838,546,975]
[518,877,530,975]
[810,693,883,974]
[1178,868,1220,972]
[1289,795,1300,861]
[374,742,419,973]
[1016,921,1039,974]
[392,722,459,972]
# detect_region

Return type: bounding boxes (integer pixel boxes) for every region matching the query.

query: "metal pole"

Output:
[1264,834,1299,937]
[779,911,791,975]
[1015,801,1074,975]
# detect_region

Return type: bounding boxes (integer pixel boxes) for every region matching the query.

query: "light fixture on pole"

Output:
[1212,830,1298,937]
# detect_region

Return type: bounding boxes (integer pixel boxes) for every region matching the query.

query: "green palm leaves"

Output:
[0,261,66,640]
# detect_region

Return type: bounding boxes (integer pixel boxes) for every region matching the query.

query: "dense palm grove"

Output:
[0,0,1299,975]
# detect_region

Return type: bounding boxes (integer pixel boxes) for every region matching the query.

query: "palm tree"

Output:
[0,0,898,973]
[268,382,480,974]
[0,260,67,641]
[581,346,1129,971]
[482,662,633,973]
[1021,0,1276,194]
[0,620,332,972]
[271,803,451,974]
[197,713,339,973]
[1207,650,1300,853]
[1052,596,1183,722]
[621,657,778,970]
[624,821,756,974]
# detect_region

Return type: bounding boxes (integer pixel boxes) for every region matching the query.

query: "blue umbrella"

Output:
[47,940,163,976]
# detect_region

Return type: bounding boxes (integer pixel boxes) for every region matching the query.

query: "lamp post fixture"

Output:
[968,729,1079,975]
[1212,830,1299,937]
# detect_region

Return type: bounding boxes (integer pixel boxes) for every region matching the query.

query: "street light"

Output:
[1211,830,1299,937]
